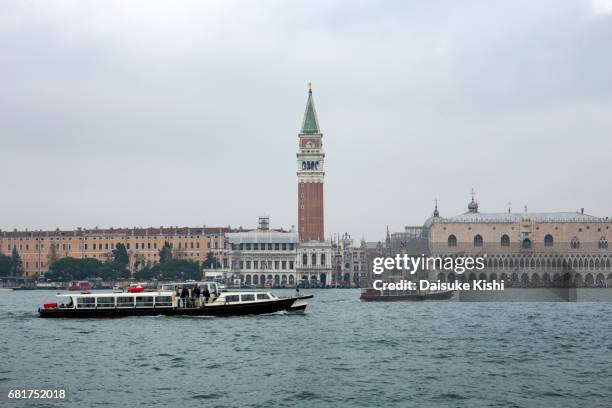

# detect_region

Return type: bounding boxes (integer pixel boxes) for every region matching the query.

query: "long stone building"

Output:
[0,226,230,277]
[426,196,612,287]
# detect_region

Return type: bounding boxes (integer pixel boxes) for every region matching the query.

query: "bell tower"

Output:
[297,83,325,242]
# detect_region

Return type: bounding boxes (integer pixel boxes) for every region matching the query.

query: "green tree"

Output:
[202,252,221,269]
[47,243,58,265]
[0,253,11,277]
[98,261,131,281]
[112,243,130,266]
[149,259,200,281]
[10,247,23,275]
[46,257,101,281]
[159,241,173,264]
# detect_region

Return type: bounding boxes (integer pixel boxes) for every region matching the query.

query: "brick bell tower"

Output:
[297,82,325,242]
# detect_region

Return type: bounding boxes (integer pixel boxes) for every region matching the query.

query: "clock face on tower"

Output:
[302,161,320,171]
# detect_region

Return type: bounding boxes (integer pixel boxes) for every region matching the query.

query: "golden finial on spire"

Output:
[307,81,312,90]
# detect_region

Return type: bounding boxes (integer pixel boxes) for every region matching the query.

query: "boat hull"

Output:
[360,290,454,301]
[38,295,313,318]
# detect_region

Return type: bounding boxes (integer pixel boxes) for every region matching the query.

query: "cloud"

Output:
[0,0,611,240]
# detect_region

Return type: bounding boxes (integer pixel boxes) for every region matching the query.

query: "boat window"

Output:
[256,293,270,300]
[116,297,135,308]
[77,297,95,308]
[240,294,255,302]
[97,297,115,308]
[135,296,154,307]
[269,293,277,299]
[225,295,239,303]
[155,296,173,307]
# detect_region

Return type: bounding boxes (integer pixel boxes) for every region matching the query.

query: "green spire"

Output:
[301,84,320,134]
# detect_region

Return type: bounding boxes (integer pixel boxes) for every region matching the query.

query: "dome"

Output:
[468,199,478,213]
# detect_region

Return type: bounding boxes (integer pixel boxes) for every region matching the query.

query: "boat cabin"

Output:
[52,291,176,309]
[159,281,221,294]
[208,291,279,306]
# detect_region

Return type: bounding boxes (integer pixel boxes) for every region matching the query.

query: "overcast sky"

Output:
[1,0,611,241]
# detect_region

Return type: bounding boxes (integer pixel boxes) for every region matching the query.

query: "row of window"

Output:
[233,243,295,251]
[302,253,326,266]
[447,234,609,249]
[238,260,295,270]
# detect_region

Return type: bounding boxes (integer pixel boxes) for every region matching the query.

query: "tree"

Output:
[47,243,58,265]
[112,243,130,266]
[202,252,221,269]
[0,253,11,277]
[159,241,173,263]
[148,259,200,281]
[11,247,23,275]
[46,257,102,281]
[98,261,130,281]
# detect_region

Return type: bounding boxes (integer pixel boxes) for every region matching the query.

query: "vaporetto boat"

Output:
[38,290,313,318]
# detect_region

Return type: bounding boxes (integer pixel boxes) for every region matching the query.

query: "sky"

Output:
[1,0,611,241]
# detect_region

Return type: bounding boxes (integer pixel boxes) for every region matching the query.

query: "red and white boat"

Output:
[68,281,92,291]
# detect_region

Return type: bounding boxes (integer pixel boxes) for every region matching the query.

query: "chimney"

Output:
[581,208,584,214]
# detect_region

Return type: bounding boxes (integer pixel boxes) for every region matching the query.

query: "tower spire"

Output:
[301,82,320,134]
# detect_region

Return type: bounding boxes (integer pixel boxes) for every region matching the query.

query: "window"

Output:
[303,254,308,265]
[240,294,255,302]
[135,296,154,307]
[500,234,510,247]
[522,238,532,249]
[155,296,173,307]
[225,295,239,303]
[544,234,554,247]
[570,237,580,249]
[598,238,608,249]
[312,254,317,265]
[289,261,294,269]
[253,261,259,269]
[289,244,294,250]
[254,243,259,250]
[77,297,95,308]
[116,297,135,308]
[282,261,287,269]
[256,293,270,300]
[275,243,279,250]
[474,235,483,247]
[246,243,251,250]
[282,243,287,250]
[97,297,115,308]
[448,235,457,247]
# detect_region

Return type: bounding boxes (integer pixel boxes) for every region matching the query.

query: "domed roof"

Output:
[468,198,478,213]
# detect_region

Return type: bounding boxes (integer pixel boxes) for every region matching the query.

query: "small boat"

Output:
[38,290,313,318]
[68,281,92,291]
[360,288,454,301]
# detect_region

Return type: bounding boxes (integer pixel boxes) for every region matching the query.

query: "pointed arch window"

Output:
[544,234,554,247]
[447,235,457,247]
[473,234,483,247]
[522,238,532,249]
[598,238,608,249]
[500,234,510,247]
[570,237,580,249]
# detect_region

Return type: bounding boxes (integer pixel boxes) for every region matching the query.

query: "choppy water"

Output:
[2,289,612,408]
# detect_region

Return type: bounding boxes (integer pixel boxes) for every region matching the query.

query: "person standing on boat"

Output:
[180,286,189,308]
[193,284,201,307]
[203,287,211,304]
